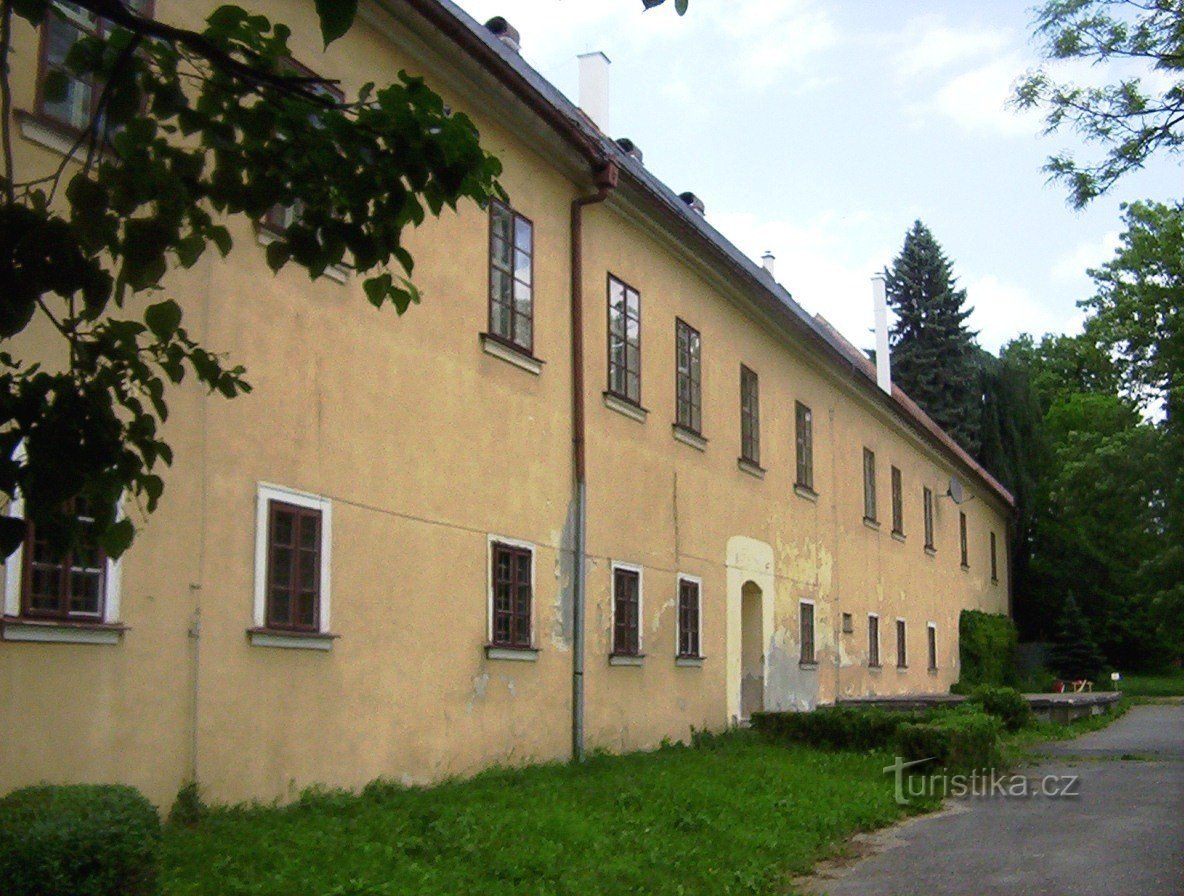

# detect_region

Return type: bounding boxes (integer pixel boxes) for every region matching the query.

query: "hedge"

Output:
[966,684,1034,732]
[0,784,160,896]
[896,710,1002,773]
[955,609,1019,689]
[751,706,928,751]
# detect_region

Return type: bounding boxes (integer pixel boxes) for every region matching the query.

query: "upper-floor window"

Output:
[612,565,641,656]
[674,319,701,434]
[923,486,935,550]
[795,401,813,491]
[990,531,998,583]
[36,1,152,133]
[491,542,532,648]
[677,576,701,659]
[608,276,641,405]
[862,448,877,522]
[488,201,534,354]
[740,364,760,466]
[960,512,969,568]
[891,465,904,535]
[21,497,105,621]
[896,618,907,668]
[799,601,815,664]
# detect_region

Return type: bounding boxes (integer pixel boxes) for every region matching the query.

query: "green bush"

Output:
[957,609,1019,688]
[967,685,1034,731]
[896,710,1002,772]
[0,784,161,896]
[751,706,927,751]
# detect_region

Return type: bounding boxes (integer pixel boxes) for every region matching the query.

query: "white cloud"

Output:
[1050,231,1121,284]
[891,18,1011,81]
[965,274,1079,352]
[930,54,1039,136]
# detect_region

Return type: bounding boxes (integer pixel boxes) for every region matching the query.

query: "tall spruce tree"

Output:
[883,221,981,453]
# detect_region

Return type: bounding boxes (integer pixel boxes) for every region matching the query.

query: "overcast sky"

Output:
[451,0,1178,355]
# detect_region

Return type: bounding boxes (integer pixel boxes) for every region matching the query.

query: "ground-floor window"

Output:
[677,576,700,658]
[613,565,641,656]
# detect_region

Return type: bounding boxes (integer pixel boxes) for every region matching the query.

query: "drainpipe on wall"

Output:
[570,160,619,763]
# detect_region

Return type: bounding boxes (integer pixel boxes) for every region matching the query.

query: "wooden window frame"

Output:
[896,618,907,668]
[890,466,904,535]
[607,275,642,406]
[487,201,535,355]
[611,563,642,657]
[990,531,998,583]
[674,319,702,435]
[19,498,106,622]
[490,541,533,649]
[739,364,760,466]
[960,511,969,568]
[862,448,877,523]
[676,575,701,659]
[927,622,938,671]
[252,483,332,640]
[794,401,813,491]
[923,486,935,550]
[799,600,815,665]
[264,500,322,632]
[868,614,880,667]
[34,1,155,135]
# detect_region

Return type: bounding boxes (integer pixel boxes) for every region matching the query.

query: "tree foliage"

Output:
[883,220,981,454]
[0,0,505,557]
[1014,0,1184,207]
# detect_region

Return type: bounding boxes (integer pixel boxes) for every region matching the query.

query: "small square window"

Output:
[841,612,854,634]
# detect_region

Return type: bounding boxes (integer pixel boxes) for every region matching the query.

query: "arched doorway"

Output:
[740,580,765,719]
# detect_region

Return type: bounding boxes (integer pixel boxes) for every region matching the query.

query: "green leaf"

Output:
[265,239,290,272]
[0,516,27,559]
[363,272,392,308]
[315,0,357,47]
[145,300,183,340]
[42,69,70,104]
[675,0,688,13]
[10,0,50,26]
[208,225,232,257]
[99,517,135,560]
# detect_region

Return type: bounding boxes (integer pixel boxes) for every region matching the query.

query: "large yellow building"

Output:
[0,0,1013,807]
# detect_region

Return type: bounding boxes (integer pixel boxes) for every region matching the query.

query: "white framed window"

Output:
[3,489,124,644]
[485,534,538,661]
[927,622,938,671]
[799,599,816,665]
[250,482,333,650]
[896,617,907,668]
[610,561,644,664]
[868,613,880,667]
[676,574,702,664]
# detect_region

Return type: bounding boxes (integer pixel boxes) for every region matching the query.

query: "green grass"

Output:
[160,732,925,896]
[1119,669,1184,698]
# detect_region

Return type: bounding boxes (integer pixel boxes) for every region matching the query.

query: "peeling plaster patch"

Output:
[467,672,490,714]
[653,595,676,635]
[504,677,517,699]
[551,504,576,650]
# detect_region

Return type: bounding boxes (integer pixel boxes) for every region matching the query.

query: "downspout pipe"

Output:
[571,160,619,763]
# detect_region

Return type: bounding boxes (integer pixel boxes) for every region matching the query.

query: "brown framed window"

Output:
[36,1,153,133]
[868,615,880,667]
[491,543,532,648]
[675,319,701,434]
[608,276,641,404]
[960,512,969,568]
[489,201,534,354]
[795,401,813,490]
[265,500,322,631]
[896,619,907,668]
[891,466,904,535]
[677,577,700,658]
[612,566,641,656]
[21,497,106,620]
[990,531,998,583]
[799,601,815,664]
[923,486,935,550]
[740,364,760,465]
[927,623,938,671]
[862,448,877,522]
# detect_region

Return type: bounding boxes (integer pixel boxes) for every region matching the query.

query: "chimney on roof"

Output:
[761,251,775,277]
[616,137,643,164]
[485,17,520,52]
[872,273,891,394]
[578,52,611,133]
[679,191,705,216]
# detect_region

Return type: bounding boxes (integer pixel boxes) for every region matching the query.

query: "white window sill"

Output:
[799,661,819,671]
[794,484,818,502]
[924,546,937,557]
[485,644,539,662]
[737,458,765,479]
[863,517,881,531]
[672,424,707,451]
[603,392,648,423]
[247,628,338,651]
[675,655,704,667]
[2,617,126,645]
[255,227,349,283]
[16,110,85,159]
[891,531,907,543]
[480,334,543,375]
[609,653,645,666]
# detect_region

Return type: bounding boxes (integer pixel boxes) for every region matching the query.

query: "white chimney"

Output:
[578,51,611,133]
[761,251,775,277]
[872,273,891,394]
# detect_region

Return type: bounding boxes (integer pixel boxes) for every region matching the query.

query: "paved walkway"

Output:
[798,704,1184,896]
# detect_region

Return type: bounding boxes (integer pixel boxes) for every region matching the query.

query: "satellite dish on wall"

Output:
[947,476,965,504]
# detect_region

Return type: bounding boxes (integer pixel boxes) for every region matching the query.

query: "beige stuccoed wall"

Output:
[0,0,1012,807]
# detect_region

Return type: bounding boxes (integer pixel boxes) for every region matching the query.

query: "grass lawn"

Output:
[161,733,928,896]
[1119,669,1184,698]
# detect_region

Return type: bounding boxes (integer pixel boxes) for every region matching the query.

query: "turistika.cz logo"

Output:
[884,757,1081,805]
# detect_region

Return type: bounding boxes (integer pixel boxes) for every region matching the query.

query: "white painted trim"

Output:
[480,334,543,375]
[253,483,333,633]
[485,645,539,662]
[248,630,335,651]
[3,620,123,645]
[611,560,644,655]
[609,653,644,666]
[17,113,85,160]
[676,573,703,660]
[675,656,704,668]
[737,458,765,479]
[486,534,536,647]
[603,392,648,423]
[671,425,707,451]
